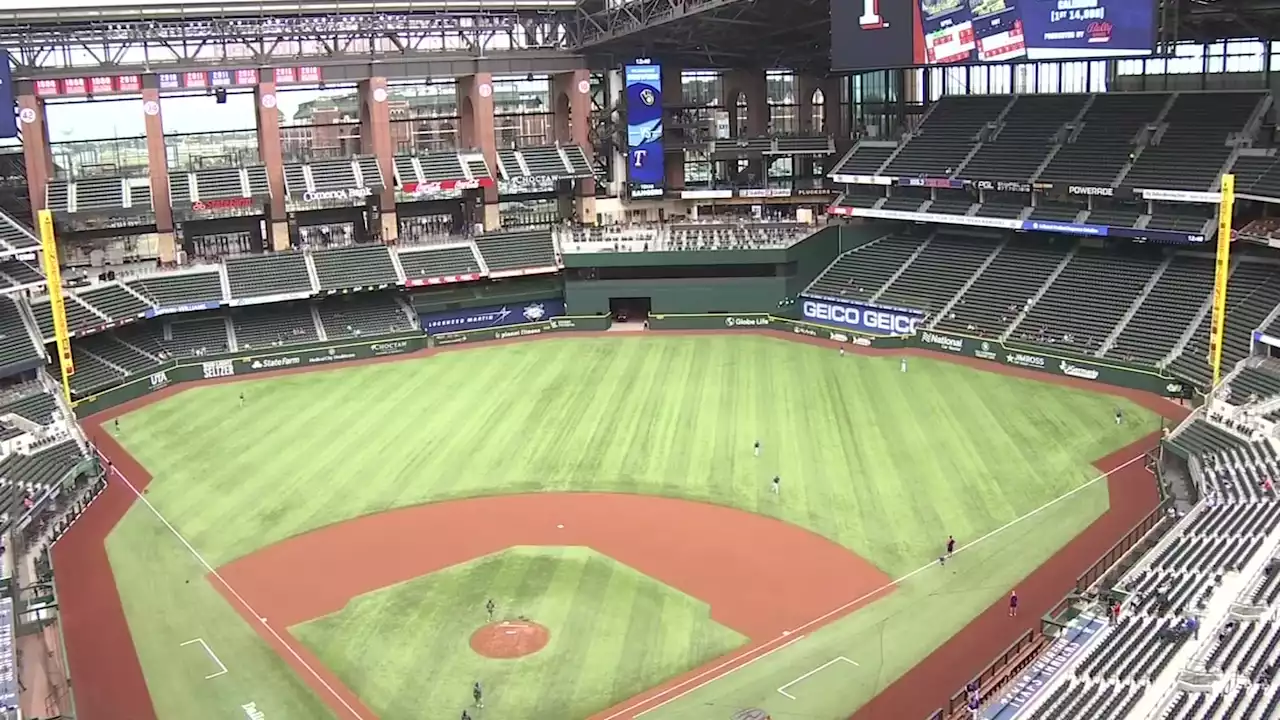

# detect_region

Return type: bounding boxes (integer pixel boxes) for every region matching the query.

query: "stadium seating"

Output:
[829,143,896,176]
[472,228,558,273]
[1038,93,1170,187]
[1222,367,1280,407]
[78,333,161,376]
[0,441,85,525]
[0,297,43,372]
[931,237,1073,337]
[1085,203,1146,229]
[1169,260,1280,388]
[77,283,150,321]
[0,390,58,443]
[1027,200,1086,222]
[318,295,413,339]
[398,245,484,281]
[1015,248,1162,353]
[1145,203,1214,235]
[882,95,1012,177]
[1169,419,1251,459]
[311,245,399,290]
[958,94,1088,182]
[0,259,42,290]
[875,233,1000,315]
[881,190,928,212]
[1122,92,1264,192]
[927,189,977,215]
[0,209,40,255]
[232,304,318,350]
[805,234,929,302]
[1230,153,1280,198]
[1105,256,1215,365]
[127,271,224,309]
[68,345,124,395]
[666,223,810,250]
[225,253,314,299]
[163,315,230,357]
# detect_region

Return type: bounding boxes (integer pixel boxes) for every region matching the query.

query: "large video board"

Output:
[624,61,664,199]
[832,0,1156,71]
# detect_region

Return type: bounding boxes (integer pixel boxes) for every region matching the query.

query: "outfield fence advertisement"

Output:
[799,298,924,336]
[419,298,566,335]
[908,330,1183,396]
[432,315,610,346]
[646,315,1182,396]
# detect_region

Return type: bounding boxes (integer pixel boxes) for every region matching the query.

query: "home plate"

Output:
[557,524,564,529]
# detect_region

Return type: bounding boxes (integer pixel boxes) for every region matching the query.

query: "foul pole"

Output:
[1208,174,1235,390]
[37,210,75,402]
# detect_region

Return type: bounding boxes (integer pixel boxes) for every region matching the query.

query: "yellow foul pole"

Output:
[37,210,75,403]
[1208,174,1235,390]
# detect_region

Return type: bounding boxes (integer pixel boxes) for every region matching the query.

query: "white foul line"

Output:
[633,634,805,718]
[101,454,367,720]
[776,656,858,699]
[604,453,1145,719]
[180,637,228,679]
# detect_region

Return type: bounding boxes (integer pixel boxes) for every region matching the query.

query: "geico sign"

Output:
[802,301,920,335]
[302,187,372,202]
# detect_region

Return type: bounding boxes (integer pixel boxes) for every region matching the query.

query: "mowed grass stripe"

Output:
[115,336,1156,571]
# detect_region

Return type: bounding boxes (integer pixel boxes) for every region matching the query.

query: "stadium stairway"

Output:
[999,245,1080,342]
[1096,255,1174,357]
[923,236,1009,330]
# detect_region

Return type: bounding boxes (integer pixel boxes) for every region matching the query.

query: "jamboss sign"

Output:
[801,300,923,336]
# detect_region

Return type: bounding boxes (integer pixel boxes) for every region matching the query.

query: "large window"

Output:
[493,76,552,148]
[389,82,460,153]
[46,98,149,178]
[161,91,262,171]
[279,87,362,162]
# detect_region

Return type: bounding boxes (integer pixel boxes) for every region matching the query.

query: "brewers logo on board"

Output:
[638,87,656,106]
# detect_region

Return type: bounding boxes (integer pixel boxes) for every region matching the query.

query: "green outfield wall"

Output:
[564,277,788,315]
[71,334,427,417]
[647,314,1183,396]
[71,317,612,418]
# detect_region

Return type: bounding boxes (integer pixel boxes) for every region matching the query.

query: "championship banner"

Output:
[38,211,74,401]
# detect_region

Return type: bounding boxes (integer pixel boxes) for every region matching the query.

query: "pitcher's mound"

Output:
[470,621,550,659]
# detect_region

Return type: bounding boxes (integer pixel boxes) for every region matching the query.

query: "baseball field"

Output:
[52,332,1174,720]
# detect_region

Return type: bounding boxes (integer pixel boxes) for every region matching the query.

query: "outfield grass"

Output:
[103,335,1159,719]
[291,546,746,720]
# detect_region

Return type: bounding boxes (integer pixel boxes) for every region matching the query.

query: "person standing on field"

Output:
[1009,591,1019,617]
[771,475,780,495]
[901,357,908,373]
[754,440,761,458]
[473,682,483,709]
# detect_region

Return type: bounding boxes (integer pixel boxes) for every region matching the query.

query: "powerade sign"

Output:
[0,51,15,140]
[420,298,565,334]
[801,300,923,336]
[624,61,664,198]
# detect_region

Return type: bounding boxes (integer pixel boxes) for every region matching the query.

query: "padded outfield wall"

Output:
[71,308,1184,420]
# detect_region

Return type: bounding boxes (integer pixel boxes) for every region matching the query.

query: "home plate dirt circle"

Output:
[470,621,551,659]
